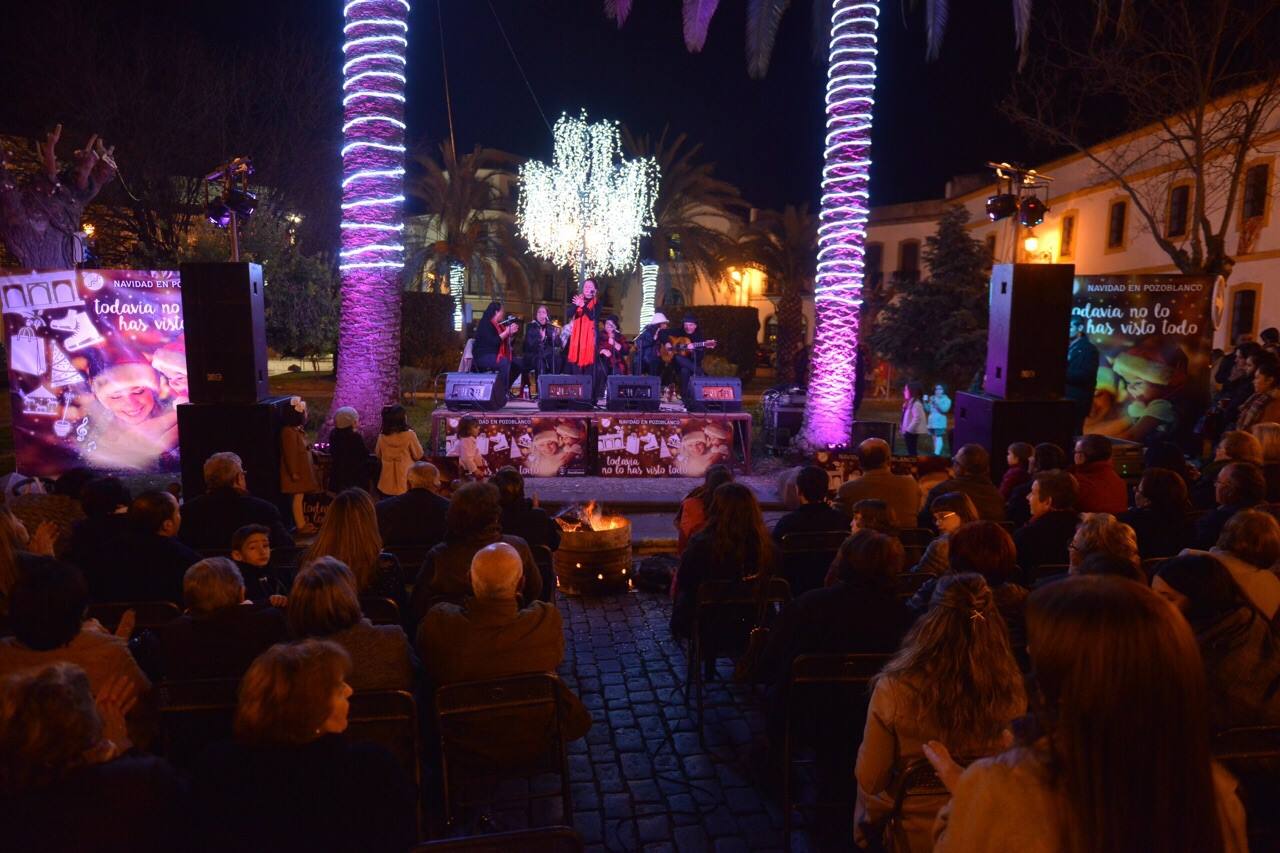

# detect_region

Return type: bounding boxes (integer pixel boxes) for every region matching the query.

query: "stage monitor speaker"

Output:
[684,376,743,413]
[984,263,1075,400]
[537,374,594,411]
[605,374,661,412]
[953,391,1076,480]
[179,262,270,404]
[445,372,508,411]
[178,396,293,502]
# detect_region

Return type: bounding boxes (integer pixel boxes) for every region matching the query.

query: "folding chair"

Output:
[435,673,574,831]
[349,690,422,838]
[155,677,240,769]
[87,600,181,634]
[686,576,792,729]
[412,826,583,851]
[881,755,978,852]
[530,544,556,602]
[896,527,936,567]
[782,653,891,848]
[1213,726,1280,852]
[780,531,848,595]
[359,596,402,627]
[893,572,936,599]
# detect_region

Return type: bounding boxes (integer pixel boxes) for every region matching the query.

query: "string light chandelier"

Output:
[517,111,659,279]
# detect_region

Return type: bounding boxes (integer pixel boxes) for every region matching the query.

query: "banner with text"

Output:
[439,414,590,477]
[597,414,734,477]
[1073,274,1213,450]
[1,269,185,477]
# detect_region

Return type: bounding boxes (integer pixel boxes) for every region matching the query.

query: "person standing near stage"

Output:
[566,280,600,386]
[473,301,518,390]
[1065,316,1099,437]
[522,305,560,397]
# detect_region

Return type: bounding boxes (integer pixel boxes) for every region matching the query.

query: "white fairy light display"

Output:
[518,111,659,279]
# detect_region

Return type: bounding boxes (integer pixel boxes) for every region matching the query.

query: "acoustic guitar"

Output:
[659,335,717,364]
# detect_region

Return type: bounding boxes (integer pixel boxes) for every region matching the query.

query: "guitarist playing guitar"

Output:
[659,313,717,396]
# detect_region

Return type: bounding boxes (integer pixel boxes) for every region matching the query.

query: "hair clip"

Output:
[970,609,986,623]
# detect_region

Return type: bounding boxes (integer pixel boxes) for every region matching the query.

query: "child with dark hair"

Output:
[454,416,488,480]
[901,381,929,457]
[231,524,286,600]
[999,442,1034,500]
[279,397,320,534]
[375,405,423,496]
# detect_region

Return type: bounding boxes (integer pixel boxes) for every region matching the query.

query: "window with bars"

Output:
[1167,185,1190,237]
[1243,164,1270,221]
[1107,201,1127,249]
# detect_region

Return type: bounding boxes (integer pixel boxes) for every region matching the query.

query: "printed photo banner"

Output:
[439,413,590,477]
[1073,274,1213,450]
[597,414,734,477]
[1,269,185,476]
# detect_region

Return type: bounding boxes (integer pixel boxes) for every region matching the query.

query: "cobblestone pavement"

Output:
[554,590,809,853]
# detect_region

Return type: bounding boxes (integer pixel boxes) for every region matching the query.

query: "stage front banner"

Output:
[596,414,734,478]
[437,413,590,477]
[1,269,185,477]
[1073,274,1213,450]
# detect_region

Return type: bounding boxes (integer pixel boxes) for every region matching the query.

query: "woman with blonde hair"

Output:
[193,640,415,852]
[854,574,1025,852]
[302,488,405,615]
[287,558,415,691]
[1069,513,1141,578]
[1250,421,1280,500]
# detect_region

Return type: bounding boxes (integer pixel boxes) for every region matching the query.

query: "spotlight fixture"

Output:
[986,193,1019,222]
[1019,196,1047,228]
[202,156,255,260]
[205,199,232,228]
[226,188,257,218]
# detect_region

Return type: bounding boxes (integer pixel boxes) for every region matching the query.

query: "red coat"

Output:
[566,298,598,369]
[1070,460,1129,514]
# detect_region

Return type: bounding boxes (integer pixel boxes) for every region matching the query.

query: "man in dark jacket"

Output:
[1069,434,1128,515]
[919,444,1006,527]
[179,452,293,549]
[772,465,850,542]
[155,557,287,679]
[491,467,560,553]
[1013,471,1081,583]
[835,438,920,530]
[1193,462,1266,549]
[88,491,203,605]
[1065,317,1099,437]
[376,462,449,550]
[1005,443,1069,528]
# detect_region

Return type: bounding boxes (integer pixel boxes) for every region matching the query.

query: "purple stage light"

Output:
[803,0,879,449]
[333,0,410,435]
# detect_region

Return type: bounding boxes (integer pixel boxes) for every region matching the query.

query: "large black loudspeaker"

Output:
[606,375,661,412]
[984,263,1075,400]
[684,377,743,413]
[179,262,270,404]
[537,374,593,411]
[444,372,507,411]
[178,396,293,501]
[953,392,1076,480]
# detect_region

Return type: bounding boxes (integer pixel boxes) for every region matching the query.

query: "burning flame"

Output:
[556,500,628,532]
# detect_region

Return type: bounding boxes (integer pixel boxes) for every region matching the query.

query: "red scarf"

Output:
[491,317,511,361]
[567,298,597,368]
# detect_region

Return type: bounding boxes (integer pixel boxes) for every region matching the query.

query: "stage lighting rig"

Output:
[202,156,256,261]
[986,162,1054,255]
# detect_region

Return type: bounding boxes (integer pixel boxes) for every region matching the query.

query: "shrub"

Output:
[661,305,760,380]
[401,292,460,371]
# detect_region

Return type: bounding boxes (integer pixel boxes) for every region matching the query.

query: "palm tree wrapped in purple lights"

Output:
[333,0,410,438]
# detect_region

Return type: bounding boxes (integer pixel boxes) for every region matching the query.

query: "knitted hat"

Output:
[150,342,186,377]
[91,361,159,397]
[683,313,698,324]
[333,407,359,429]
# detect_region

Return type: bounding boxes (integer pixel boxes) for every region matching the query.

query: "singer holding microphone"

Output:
[522,304,560,398]
[566,279,600,389]
[473,300,518,391]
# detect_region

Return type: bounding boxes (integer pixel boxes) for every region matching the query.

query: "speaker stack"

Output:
[954,263,1077,479]
[177,262,286,501]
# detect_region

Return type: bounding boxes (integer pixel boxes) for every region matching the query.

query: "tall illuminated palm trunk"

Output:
[333,0,410,437]
[802,1,879,448]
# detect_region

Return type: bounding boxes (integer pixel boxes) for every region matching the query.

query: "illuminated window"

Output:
[1059,214,1076,258]
[1107,200,1127,250]
[1167,185,1190,238]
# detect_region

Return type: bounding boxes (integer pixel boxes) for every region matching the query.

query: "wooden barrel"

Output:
[554,519,633,595]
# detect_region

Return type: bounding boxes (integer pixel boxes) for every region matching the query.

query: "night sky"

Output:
[2,0,1052,212]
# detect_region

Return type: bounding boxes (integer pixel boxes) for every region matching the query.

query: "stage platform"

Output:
[427,401,753,478]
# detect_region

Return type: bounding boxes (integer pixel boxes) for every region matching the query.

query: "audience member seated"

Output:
[1184,509,1280,621]
[671,483,776,642]
[1234,357,1280,430]
[0,561,151,736]
[179,452,293,549]
[998,442,1033,500]
[1250,421,1280,501]
[1193,461,1266,549]
[418,543,591,759]
[153,557,287,681]
[772,465,850,542]
[288,557,416,692]
[1013,471,1081,581]
[0,506,55,618]
[193,640,416,853]
[851,499,897,534]
[1068,513,1141,581]
[0,663,183,853]
[1154,554,1280,733]
[1075,551,1148,584]
[837,438,920,527]
[1143,441,1199,490]
[1005,443,1068,528]
[229,524,290,600]
[1118,468,1192,559]
[87,491,202,605]
[492,466,561,552]
[1191,430,1263,510]
[855,574,1025,852]
[928,576,1248,853]
[1069,434,1127,514]
[909,522,1029,646]
[6,466,94,558]
[67,476,131,574]
[303,488,408,618]
[413,482,542,622]
[675,464,734,555]
[910,493,978,575]
[375,461,449,550]
[918,444,1006,528]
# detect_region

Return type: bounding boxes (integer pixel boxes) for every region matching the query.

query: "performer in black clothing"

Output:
[521,305,560,396]
[594,314,631,394]
[472,300,518,389]
[666,314,717,394]
[635,313,670,377]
